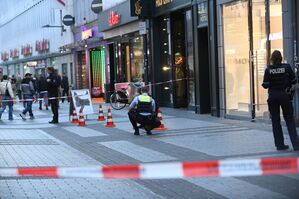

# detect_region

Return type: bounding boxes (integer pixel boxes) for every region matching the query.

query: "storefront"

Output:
[106,33,145,84]
[150,0,192,108]
[73,24,106,97]
[217,0,297,121]
[98,1,145,91]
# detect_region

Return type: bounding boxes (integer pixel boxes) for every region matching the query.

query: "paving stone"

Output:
[62,126,106,137]
[1,179,164,199]
[1,103,299,199]
[156,129,279,156]
[99,140,176,162]
[186,177,289,199]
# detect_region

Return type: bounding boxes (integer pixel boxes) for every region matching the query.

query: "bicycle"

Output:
[110,81,144,110]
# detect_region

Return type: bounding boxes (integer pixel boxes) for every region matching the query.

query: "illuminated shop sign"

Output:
[35,39,50,52]
[21,44,33,56]
[1,52,9,61]
[108,11,120,27]
[156,0,173,7]
[130,0,152,17]
[81,29,93,40]
[10,49,19,59]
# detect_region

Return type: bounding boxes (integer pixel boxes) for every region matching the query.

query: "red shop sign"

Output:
[1,52,9,61]
[21,44,32,56]
[108,11,120,27]
[35,39,49,52]
[10,49,19,58]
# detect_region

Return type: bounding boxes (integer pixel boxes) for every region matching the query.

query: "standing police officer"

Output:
[262,50,299,151]
[46,67,61,124]
[128,86,156,135]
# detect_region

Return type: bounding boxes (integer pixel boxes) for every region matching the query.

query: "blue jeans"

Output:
[0,95,13,120]
[23,94,34,116]
[38,92,48,109]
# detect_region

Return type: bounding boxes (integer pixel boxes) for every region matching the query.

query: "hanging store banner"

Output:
[1,52,9,61]
[35,39,50,52]
[10,49,19,59]
[21,44,33,56]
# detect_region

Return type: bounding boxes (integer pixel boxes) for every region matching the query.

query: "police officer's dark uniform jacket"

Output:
[47,72,61,123]
[262,63,299,150]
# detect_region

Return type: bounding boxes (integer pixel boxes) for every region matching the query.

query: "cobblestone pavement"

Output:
[0,102,298,199]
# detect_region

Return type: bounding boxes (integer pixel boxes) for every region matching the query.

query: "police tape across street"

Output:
[0,157,298,179]
[0,78,192,103]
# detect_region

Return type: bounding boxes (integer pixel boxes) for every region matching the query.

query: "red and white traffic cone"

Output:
[78,108,87,127]
[153,108,168,131]
[71,107,79,124]
[97,103,105,121]
[105,107,115,127]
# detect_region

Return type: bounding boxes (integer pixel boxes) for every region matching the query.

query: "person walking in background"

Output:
[36,74,48,110]
[0,75,15,120]
[61,73,69,103]
[19,73,35,120]
[262,50,299,151]
[47,67,61,124]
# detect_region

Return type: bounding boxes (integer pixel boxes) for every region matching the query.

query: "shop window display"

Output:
[222,0,283,118]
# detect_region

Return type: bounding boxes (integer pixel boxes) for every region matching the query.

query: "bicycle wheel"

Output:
[110,91,128,110]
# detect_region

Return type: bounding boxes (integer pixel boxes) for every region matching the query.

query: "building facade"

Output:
[149,0,220,116]
[0,0,74,84]
[69,0,106,97]
[216,0,299,123]
[98,0,146,96]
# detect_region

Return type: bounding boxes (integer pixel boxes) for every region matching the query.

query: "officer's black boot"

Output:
[134,128,140,135]
[276,145,289,150]
[144,125,152,135]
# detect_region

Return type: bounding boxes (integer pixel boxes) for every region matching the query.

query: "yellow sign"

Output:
[135,0,142,15]
[156,0,173,7]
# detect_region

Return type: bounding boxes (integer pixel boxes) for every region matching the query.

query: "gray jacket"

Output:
[21,80,35,95]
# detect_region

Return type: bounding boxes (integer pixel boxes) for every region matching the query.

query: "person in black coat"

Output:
[262,50,299,151]
[46,67,61,124]
[61,73,69,103]
[36,75,48,110]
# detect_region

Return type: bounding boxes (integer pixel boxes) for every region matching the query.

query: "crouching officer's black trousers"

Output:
[267,90,299,149]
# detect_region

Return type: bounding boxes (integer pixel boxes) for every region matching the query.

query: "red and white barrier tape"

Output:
[1,78,192,103]
[0,95,73,103]
[0,157,298,179]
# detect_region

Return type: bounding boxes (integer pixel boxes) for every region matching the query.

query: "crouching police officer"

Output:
[262,50,299,151]
[128,86,156,135]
